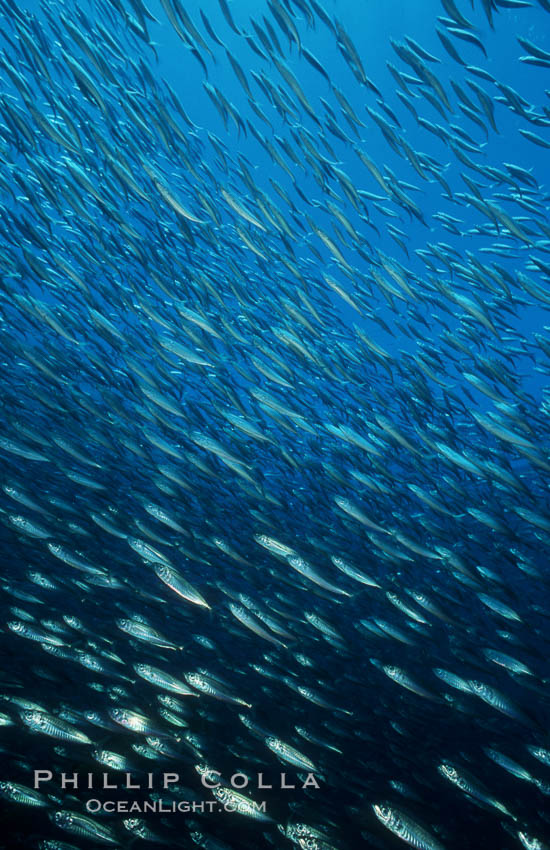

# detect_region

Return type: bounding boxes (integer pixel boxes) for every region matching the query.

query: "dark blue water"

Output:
[1,0,550,848]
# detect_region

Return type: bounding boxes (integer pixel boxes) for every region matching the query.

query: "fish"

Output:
[134,664,199,696]
[153,563,211,609]
[438,761,516,819]
[116,617,182,651]
[0,781,49,807]
[210,785,274,821]
[20,711,92,744]
[0,0,549,848]
[372,804,445,849]
[50,811,119,844]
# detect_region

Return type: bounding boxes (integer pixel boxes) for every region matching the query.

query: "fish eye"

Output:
[374,804,390,818]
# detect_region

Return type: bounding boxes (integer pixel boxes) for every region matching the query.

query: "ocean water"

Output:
[0,0,550,848]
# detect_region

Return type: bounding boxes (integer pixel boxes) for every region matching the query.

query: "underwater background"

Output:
[0,0,550,848]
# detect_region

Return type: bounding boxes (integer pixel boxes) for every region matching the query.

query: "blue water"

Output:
[1,0,550,848]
